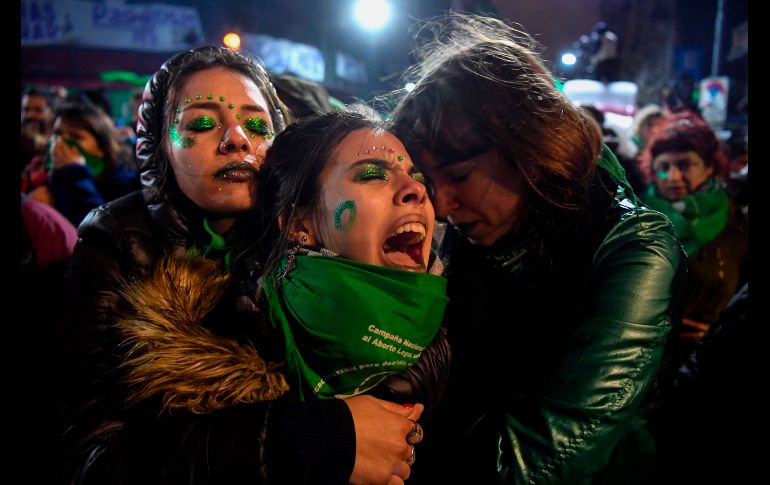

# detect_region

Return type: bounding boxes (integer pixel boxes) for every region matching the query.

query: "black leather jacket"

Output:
[55,48,354,484]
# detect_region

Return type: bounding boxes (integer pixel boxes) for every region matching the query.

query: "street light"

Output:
[353,0,392,32]
[223,32,241,51]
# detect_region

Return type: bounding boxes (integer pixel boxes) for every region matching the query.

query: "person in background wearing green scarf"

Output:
[256,107,450,418]
[641,112,748,356]
[24,99,141,227]
[388,13,687,484]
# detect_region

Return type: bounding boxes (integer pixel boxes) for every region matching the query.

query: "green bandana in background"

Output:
[643,179,729,256]
[265,254,448,400]
[63,138,106,177]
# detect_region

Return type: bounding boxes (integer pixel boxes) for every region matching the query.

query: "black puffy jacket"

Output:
[54,47,355,485]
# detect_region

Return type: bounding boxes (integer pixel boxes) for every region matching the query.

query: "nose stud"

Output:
[219,141,228,153]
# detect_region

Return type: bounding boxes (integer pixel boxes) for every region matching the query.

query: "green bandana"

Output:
[64,138,106,177]
[265,254,448,400]
[642,179,729,255]
[185,218,241,272]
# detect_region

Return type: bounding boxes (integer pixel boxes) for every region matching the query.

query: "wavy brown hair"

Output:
[389,14,602,225]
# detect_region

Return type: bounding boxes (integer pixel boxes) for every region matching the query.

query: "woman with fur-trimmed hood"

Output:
[55,46,422,485]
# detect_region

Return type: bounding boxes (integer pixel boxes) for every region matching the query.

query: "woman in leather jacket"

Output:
[389,14,686,484]
[55,46,422,485]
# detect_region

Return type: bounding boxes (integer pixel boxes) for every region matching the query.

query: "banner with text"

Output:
[21,0,203,52]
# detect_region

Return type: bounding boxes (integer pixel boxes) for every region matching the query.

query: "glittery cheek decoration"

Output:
[334,200,357,232]
[656,171,668,180]
[169,124,196,149]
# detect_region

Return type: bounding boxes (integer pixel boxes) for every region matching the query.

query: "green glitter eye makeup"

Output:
[411,172,426,185]
[185,115,218,131]
[244,117,273,139]
[354,163,389,181]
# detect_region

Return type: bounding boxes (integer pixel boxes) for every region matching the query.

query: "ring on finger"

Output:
[406,419,422,444]
[404,445,416,465]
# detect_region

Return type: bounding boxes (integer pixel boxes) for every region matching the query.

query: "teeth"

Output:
[393,222,426,241]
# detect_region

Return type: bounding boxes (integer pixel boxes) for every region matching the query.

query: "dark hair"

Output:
[389,14,602,224]
[644,111,727,179]
[54,99,132,178]
[257,106,386,283]
[136,45,290,193]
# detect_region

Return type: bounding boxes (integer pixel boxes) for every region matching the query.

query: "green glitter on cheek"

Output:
[169,125,197,149]
[656,171,668,180]
[334,200,357,232]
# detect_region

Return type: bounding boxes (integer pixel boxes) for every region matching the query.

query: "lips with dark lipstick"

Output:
[214,161,258,182]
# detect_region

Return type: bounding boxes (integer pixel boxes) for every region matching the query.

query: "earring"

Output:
[279,235,309,280]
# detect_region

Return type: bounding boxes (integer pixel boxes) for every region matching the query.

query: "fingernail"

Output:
[402,404,414,409]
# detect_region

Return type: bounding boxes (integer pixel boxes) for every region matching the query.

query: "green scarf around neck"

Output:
[184,218,241,272]
[643,179,729,255]
[265,253,448,400]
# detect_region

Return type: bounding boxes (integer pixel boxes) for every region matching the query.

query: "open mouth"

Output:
[383,222,426,269]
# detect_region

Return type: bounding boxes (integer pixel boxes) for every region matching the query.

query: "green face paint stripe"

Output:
[169,124,196,149]
[334,200,357,232]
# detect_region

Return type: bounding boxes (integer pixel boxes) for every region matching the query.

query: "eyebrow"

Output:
[183,102,267,113]
[347,158,419,173]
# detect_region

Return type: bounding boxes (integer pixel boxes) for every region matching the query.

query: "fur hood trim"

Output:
[117,255,288,414]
